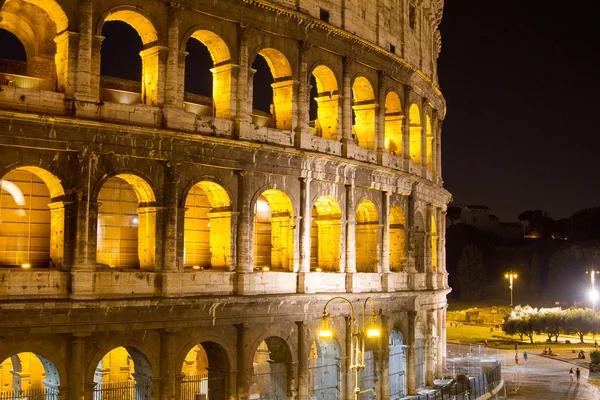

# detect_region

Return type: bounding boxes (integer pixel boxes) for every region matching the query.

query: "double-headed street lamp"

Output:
[318,297,381,400]
[587,268,599,312]
[505,271,517,307]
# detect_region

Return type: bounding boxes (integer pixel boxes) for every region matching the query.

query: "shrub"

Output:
[590,350,600,364]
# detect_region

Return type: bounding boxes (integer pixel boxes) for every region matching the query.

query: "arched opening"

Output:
[96,174,156,269]
[0,352,60,397]
[409,104,422,164]
[426,115,434,170]
[309,339,341,399]
[384,92,403,156]
[414,211,425,273]
[309,65,339,140]
[100,10,160,105]
[415,329,425,389]
[184,30,233,119]
[0,0,61,91]
[389,329,406,399]
[0,167,65,268]
[180,342,229,400]
[310,195,342,272]
[0,28,27,75]
[358,336,378,399]
[389,206,406,272]
[252,49,294,130]
[250,337,291,399]
[93,346,153,399]
[431,214,437,272]
[253,189,294,271]
[184,181,232,270]
[356,200,379,273]
[352,77,376,150]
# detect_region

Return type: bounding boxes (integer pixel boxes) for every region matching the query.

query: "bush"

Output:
[590,350,600,364]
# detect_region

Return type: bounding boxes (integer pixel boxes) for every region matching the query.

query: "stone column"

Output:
[48,200,73,269]
[72,0,93,98]
[235,324,250,400]
[436,118,443,183]
[296,321,309,400]
[235,25,252,137]
[235,171,252,294]
[297,177,311,293]
[345,185,356,292]
[406,311,416,395]
[379,315,390,399]
[89,35,104,99]
[160,329,178,400]
[54,31,78,96]
[140,45,169,106]
[341,57,354,155]
[376,71,387,163]
[402,85,412,168]
[344,316,354,400]
[421,99,429,172]
[70,333,89,400]
[164,2,183,107]
[436,308,444,377]
[425,310,434,386]
[295,41,311,143]
[381,191,391,291]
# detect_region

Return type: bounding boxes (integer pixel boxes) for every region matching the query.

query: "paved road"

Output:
[501,352,600,399]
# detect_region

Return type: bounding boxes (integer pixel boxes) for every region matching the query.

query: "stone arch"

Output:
[97,7,162,105]
[426,114,434,170]
[309,63,340,140]
[0,166,66,268]
[252,187,295,271]
[96,172,157,269]
[182,28,234,119]
[414,210,425,273]
[311,195,343,272]
[178,337,232,400]
[356,199,379,273]
[19,0,69,33]
[183,180,233,269]
[0,344,67,390]
[251,47,294,130]
[351,76,376,150]
[390,205,406,272]
[409,103,422,164]
[0,352,61,393]
[176,334,235,377]
[250,335,294,400]
[309,338,342,399]
[384,91,403,156]
[431,214,437,272]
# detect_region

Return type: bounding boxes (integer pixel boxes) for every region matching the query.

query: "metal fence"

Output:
[0,72,53,91]
[92,379,152,400]
[181,373,226,400]
[250,363,288,399]
[0,387,58,400]
[308,357,341,400]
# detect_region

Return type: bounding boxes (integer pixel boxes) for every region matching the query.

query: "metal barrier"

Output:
[0,72,53,91]
[0,387,59,399]
[92,379,152,400]
[181,373,226,400]
[250,363,287,399]
[308,357,341,400]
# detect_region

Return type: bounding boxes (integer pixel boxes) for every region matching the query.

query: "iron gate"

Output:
[250,362,287,399]
[0,387,58,400]
[389,343,406,399]
[358,351,375,400]
[308,357,341,400]
[415,338,425,389]
[181,372,226,400]
[92,378,152,400]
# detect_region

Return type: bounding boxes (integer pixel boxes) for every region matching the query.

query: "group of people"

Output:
[569,367,581,383]
[543,347,555,355]
[577,350,586,359]
[515,351,528,365]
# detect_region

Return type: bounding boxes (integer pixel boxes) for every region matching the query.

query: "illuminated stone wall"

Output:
[0,0,449,399]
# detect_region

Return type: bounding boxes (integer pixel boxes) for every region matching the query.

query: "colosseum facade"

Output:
[0,0,450,399]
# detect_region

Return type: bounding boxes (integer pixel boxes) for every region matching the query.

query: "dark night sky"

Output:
[438,2,600,221]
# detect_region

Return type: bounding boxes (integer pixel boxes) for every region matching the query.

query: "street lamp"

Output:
[318,297,381,400]
[587,268,599,312]
[505,272,517,307]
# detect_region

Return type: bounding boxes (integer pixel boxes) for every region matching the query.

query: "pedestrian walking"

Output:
[570,368,574,383]
[515,351,519,365]
[523,351,528,363]
[576,367,581,383]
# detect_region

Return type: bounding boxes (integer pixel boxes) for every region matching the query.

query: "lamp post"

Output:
[318,297,381,400]
[505,272,517,307]
[587,268,599,312]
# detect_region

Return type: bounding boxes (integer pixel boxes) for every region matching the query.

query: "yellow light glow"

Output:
[319,314,333,340]
[262,266,270,272]
[192,266,201,270]
[367,327,381,338]
[315,267,322,272]
[21,263,31,269]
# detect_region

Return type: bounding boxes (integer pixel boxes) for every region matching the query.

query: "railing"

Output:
[181,373,226,400]
[250,363,287,400]
[308,358,341,399]
[0,72,53,91]
[0,387,58,399]
[92,379,152,400]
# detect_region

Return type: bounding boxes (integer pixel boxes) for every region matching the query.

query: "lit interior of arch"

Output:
[385,91,403,156]
[426,115,434,170]
[390,205,406,271]
[409,103,422,164]
[356,199,379,272]
[311,65,339,140]
[310,195,342,272]
[352,76,376,150]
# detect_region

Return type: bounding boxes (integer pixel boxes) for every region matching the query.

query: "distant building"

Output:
[460,205,495,232]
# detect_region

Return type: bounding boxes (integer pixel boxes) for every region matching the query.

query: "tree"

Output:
[457,244,485,301]
[564,308,598,343]
[536,308,564,343]
[502,305,539,343]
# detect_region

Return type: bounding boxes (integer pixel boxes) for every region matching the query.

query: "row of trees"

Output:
[502,305,599,343]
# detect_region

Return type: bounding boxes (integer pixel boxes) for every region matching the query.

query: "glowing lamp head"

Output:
[590,290,599,302]
[262,266,270,272]
[366,314,380,339]
[319,313,333,340]
[315,268,322,272]
[21,263,31,269]
[192,266,201,270]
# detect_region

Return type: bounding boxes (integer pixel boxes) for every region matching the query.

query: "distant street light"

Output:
[505,272,517,307]
[587,268,599,312]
